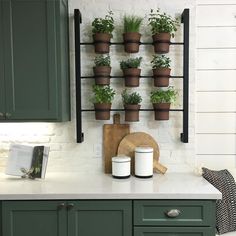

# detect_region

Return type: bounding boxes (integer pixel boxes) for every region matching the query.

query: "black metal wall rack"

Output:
[74,8,189,144]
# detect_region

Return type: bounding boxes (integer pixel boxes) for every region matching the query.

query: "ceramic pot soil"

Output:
[93,33,111,54]
[124,104,141,122]
[153,103,170,120]
[152,33,171,53]
[123,68,141,87]
[152,68,171,87]
[94,103,111,120]
[123,32,141,53]
[93,66,111,85]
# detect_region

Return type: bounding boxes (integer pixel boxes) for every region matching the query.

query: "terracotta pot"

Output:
[123,68,141,87]
[153,103,170,120]
[93,66,111,85]
[152,68,171,87]
[94,103,111,120]
[124,104,141,122]
[123,32,141,53]
[152,33,171,53]
[93,33,111,54]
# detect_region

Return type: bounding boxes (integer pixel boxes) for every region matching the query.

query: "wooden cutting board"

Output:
[103,114,130,173]
[117,132,167,174]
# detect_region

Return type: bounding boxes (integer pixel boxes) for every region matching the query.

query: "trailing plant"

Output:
[151,55,171,69]
[120,57,142,70]
[123,15,143,33]
[122,89,142,105]
[92,11,115,35]
[150,87,177,104]
[91,85,115,104]
[94,55,111,67]
[148,9,179,37]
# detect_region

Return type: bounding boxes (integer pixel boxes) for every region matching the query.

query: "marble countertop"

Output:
[0,172,221,200]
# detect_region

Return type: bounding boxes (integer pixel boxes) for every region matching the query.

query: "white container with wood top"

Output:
[135,147,153,178]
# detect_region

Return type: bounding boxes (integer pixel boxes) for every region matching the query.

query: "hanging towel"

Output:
[202,167,236,235]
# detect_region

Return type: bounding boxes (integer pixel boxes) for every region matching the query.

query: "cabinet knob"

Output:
[58,203,66,210]
[5,112,12,118]
[165,209,181,218]
[0,112,4,117]
[67,203,74,210]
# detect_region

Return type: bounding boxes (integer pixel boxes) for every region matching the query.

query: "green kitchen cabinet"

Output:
[2,200,132,236]
[0,0,70,121]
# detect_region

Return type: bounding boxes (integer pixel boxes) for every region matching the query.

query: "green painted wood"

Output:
[68,200,132,236]
[134,227,215,236]
[134,200,216,227]
[2,200,67,236]
[0,201,2,236]
[1,0,70,121]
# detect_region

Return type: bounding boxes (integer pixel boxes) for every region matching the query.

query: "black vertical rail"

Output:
[181,9,189,143]
[74,9,84,143]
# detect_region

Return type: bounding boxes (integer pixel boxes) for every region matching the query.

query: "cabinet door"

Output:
[68,200,132,236]
[2,201,67,236]
[2,0,60,120]
[134,227,215,236]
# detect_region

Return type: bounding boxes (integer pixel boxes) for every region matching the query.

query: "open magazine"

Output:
[5,144,50,179]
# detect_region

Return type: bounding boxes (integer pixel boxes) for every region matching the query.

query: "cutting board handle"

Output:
[113,113,120,124]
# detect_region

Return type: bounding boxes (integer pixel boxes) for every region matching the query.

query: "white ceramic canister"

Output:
[112,156,131,179]
[135,146,153,178]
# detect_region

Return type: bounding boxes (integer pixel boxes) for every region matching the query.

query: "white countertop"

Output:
[0,172,221,200]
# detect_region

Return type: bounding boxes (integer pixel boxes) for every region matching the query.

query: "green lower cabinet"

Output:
[67,200,132,236]
[134,227,215,236]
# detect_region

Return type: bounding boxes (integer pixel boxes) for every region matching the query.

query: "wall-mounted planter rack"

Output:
[74,8,189,144]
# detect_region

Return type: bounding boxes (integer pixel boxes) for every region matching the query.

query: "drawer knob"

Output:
[67,203,74,210]
[6,112,12,118]
[0,112,4,117]
[58,203,66,210]
[165,209,181,218]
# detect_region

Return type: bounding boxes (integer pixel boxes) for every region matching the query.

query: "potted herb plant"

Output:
[120,57,142,87]
[92,11,114,54]
[91,85,115,120]
[93,55,111,85]
[151,55,171,87]
[150,87,177,120]
[148,9,179,53]
[123,15,143,53]
[122,89,142,122]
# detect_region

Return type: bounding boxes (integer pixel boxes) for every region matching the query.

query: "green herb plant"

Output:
[120,57,142,70]
[92,11,115,35]
[123,15,143,33]
[150,87,177,104]
[151,55,171,69]
[122,89,142,105]
[94,55,111,67]
[91,85,115,104]
[148,9,179,37]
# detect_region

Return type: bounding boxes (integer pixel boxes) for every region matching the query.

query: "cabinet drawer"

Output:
[134,227,215,236]
[134,200,215,226]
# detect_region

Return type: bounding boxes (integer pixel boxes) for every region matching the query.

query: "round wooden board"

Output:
[117,132,160,174]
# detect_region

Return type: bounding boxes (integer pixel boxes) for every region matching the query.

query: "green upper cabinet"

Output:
[1,0,70,121]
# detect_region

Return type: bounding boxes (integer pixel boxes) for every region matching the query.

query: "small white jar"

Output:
[112,156,131,179]
[135,147,153,178]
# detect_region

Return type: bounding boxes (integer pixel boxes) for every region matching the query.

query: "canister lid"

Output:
[135,146,153,153]
[112,156,131,163]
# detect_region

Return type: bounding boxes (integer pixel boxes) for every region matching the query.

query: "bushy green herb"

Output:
[92,11,114,35]
[94,55,111,67]
[120,57,142,70]
[150,87,177,103]
[122,89,142,105]
[91,85,115,104]
[151,55,171,69]
[148,9,179,37]
[124,15,143,33]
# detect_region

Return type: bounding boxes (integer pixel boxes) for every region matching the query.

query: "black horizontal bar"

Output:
[80,42,184,46]
[80,75,184,79]
[82,108,183,112]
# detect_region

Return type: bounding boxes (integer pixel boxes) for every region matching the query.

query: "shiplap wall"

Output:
[196,0,236,169]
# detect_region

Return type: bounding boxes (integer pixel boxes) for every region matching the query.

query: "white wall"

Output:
[0,0,196,173]
[196,0,236,169]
